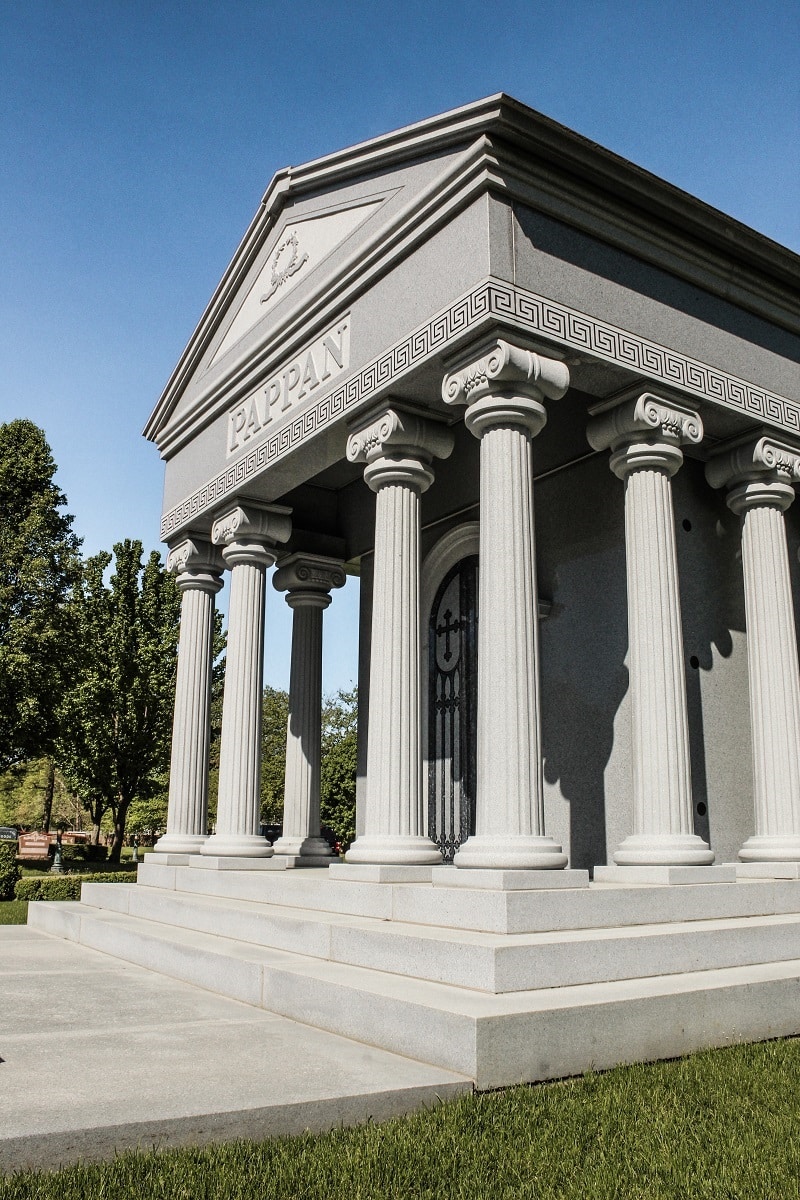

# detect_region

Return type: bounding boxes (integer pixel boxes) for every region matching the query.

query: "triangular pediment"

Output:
[211,196,384,365]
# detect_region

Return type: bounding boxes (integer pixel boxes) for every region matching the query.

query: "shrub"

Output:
[16,875,81,901]
[0,842,20,900]
[14,872,134,901]
[58,843,108,864]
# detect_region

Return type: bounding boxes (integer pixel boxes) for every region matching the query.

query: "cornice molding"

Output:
[147,136,498,452]
[145,95,799,449]
[160,277,800,541]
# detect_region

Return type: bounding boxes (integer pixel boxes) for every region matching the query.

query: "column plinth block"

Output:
[443,339,569,871]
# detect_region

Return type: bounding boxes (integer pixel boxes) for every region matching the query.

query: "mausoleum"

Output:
[32,96,800,1089]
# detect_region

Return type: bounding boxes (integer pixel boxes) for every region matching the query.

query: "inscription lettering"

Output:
[228,319,350,456]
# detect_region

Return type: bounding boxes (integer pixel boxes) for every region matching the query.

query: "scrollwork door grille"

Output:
[428,555,478,862]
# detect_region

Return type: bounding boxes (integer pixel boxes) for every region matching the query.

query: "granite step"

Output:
[137,859,800,935]
[27,900,800,1090]
[43,879,800,994]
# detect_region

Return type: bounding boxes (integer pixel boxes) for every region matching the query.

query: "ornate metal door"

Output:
[428,555,478,861]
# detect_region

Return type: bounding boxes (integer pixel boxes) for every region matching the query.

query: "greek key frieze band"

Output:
[160,278,800,540]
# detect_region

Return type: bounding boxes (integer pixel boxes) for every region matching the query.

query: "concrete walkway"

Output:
[0,927,471,1175]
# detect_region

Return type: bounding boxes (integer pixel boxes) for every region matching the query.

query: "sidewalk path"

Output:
[0,927,470,1174]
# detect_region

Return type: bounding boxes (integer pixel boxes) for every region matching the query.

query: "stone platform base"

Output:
[593,864,737,885]
[27,860,800,1090]
[189,855,334,871]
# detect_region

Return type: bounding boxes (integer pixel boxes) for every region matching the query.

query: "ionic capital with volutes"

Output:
[346,405,454,494]
[442,339,570,439]
[273,553,347,611]
[588,392,703,479]
[166,537,225,595]
[706,436,800,515]
[211,501,292,569]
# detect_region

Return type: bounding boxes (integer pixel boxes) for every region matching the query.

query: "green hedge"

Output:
[15,873,135,901]
[0,841,20,900]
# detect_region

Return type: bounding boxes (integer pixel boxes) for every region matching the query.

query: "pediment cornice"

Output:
[145,94,800,454]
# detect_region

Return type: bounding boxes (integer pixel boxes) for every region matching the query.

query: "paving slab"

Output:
[0,927,470,1175]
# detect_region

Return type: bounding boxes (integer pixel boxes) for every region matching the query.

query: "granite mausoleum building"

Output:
[32,97,800,1088]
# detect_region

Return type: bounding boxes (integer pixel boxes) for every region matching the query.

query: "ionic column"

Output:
[588,392,713,866]
[707,436,800,862]
[345,406,454,865]
[272,554,346,858]
[201,502,291,858]
[155,538,224,855]
[442,339,569,869]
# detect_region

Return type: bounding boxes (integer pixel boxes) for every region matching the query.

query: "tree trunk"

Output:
[40,759,55,833]
[108,797,131,863]
[88,796,104,845]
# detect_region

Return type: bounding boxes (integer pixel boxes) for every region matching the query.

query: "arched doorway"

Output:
[427,553,478,861]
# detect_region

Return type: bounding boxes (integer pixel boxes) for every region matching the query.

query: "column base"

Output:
[199,834,273,858]
[594,864,735,885]
[433,866,588,889]
[736,860,800,879]
[613,833,714,866]
[329,863,435,883]
[272,835,334,858]
[153,833,207,855]
[345,835,442,866]
[454,835,567,871]
[739,835,800,863]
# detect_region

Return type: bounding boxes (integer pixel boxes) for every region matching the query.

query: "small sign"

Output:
[17,832,51,858]
[227,318,350,457]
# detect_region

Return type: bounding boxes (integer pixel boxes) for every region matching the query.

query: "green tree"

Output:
[320,687,358,852]
[0,757,78,831]
[56,540,180,861]
[0,420,82,768]
[257,685,358,849]
[260,685,289,823]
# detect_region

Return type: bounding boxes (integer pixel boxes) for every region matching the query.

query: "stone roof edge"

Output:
[144,93,799,445]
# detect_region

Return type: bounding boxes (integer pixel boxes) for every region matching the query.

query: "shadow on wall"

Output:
[537,454,628,870]
[536,451,748,870]
[673,459,745,860]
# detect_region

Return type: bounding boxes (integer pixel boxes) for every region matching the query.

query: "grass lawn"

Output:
[2,1038,800,1198]
[0,900,27,924]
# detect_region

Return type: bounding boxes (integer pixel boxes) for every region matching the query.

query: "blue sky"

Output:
[1,0,797,691]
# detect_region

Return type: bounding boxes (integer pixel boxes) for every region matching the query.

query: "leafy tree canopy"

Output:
[56,540,180,861]
[320,687,358,851]
[0,420,82,768]
[260,685,358,850]
[260,685,290,823]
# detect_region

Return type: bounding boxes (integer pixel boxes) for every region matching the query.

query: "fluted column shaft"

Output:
[707,437,800,862]
[443,339,570,869]
[739,492,800,851]
[156,541,223,855]
[476,422,543,838]
[202,502,291,858]
[588,392,713,866]
[272,555,345,858]
[345,406,453,865]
